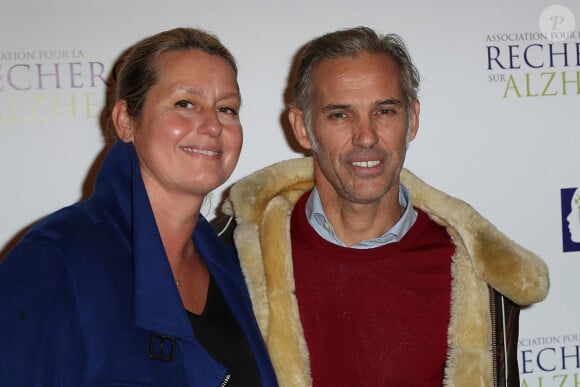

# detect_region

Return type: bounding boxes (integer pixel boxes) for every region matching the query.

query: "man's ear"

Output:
[111,100,135,143]
[288,107,313,150]
[407,99,420,142]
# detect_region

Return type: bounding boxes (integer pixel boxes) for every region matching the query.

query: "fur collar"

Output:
[223,157,549,386]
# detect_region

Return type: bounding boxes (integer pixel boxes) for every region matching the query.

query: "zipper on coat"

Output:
[490,287,499,387]
[500,294,509,386]
[220,374,231,387]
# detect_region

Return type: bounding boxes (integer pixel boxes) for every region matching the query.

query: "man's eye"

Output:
[175,100,194,108]
[329,112,347,119]
[378,108,394,115]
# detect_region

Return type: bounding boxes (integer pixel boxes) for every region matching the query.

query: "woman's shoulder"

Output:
[4,201,128,269]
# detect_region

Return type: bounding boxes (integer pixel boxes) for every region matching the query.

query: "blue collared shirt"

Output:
[305,184,418,249]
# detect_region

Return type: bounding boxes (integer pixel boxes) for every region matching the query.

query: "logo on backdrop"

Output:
[485,4,579,98]
[519,332,580,384]
[0,48,108,124]
[561,187,580,252]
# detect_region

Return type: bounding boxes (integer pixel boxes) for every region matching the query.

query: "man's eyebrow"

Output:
[374,98,402,107]
[322,104,351,112]
[321,99,403,112]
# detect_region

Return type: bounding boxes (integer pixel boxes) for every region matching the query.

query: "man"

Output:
[213,26,549,386]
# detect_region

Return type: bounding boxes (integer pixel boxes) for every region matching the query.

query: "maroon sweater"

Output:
[291,193,454,386]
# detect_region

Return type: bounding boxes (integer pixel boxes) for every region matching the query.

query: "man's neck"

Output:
[317,188,404,247]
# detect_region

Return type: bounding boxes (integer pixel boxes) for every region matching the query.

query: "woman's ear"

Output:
[111,100,135,142]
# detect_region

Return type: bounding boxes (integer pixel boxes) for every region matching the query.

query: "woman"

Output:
[0,28,277,387]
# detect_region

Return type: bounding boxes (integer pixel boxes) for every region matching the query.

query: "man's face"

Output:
[290,51,419,207]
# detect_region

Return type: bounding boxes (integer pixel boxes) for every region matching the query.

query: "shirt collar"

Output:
[305,184,417,249]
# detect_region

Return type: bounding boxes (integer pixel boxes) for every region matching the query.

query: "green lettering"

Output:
[526,73,538,97]
[541,72,557,96]
[553,374,567,387]
[562,71,580,96]
[53,93,76,119]
[503,74,522,98]
[84,92,99,119]
[30,95,49,123]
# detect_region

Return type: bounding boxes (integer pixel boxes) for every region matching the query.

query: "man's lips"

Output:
[351,160,381,168]
[343,149,385,168]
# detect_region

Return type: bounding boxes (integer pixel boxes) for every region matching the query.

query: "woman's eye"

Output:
[218,106,239,115]
[175,100,194,109]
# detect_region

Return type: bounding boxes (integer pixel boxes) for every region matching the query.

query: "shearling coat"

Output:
[216,157,549,387]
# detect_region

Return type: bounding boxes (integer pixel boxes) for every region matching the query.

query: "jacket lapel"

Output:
[129,146,194,342]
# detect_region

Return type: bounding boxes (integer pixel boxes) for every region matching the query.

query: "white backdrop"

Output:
[2,1,579,383]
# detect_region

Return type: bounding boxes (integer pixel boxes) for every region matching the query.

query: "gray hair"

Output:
[291,26,420,141]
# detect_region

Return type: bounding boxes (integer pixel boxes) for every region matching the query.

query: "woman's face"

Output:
[127,49,242,201]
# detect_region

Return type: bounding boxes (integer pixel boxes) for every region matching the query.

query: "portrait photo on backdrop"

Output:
[212,26,551,387]
[566,188,580,242]
[561,187,580,252]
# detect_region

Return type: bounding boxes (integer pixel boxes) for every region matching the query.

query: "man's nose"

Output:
[353,117,378,148]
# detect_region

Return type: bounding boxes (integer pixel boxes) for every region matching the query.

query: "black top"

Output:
[187,275,261,387]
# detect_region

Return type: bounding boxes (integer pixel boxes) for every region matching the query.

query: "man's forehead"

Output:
[310,54,403,106]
